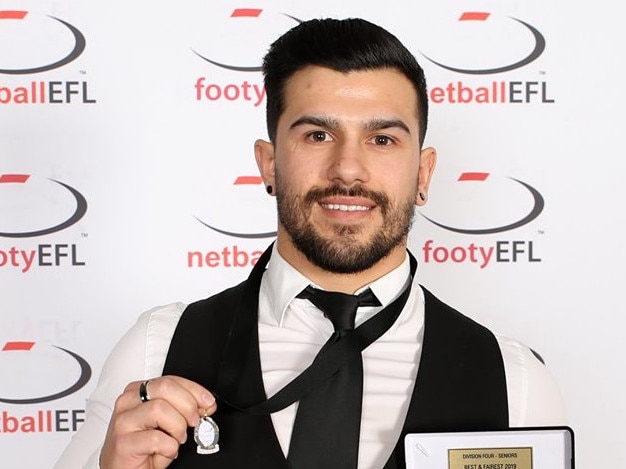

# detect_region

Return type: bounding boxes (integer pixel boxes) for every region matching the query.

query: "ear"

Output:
[415,146,437,206]
[254,139,276,192]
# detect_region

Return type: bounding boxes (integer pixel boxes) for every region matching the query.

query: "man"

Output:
[55,18,565,469]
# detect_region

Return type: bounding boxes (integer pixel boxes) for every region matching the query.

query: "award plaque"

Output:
[405,427,574,469]
[448,447,532,469]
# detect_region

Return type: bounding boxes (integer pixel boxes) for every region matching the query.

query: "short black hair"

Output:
[262,18,429,145]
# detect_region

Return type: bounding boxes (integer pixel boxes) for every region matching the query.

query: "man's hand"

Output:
[100,376,217,469]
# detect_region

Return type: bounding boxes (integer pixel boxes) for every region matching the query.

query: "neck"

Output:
[276,234,407,294]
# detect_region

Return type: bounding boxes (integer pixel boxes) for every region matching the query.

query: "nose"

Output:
[326,140,369,186]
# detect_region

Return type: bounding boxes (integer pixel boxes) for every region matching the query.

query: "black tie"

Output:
[212,252,417,467]
[297,285,381,331]
[287,286,382,469]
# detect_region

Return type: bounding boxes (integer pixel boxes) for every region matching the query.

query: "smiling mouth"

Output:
[320,203,371,212]
[305,184,385,216]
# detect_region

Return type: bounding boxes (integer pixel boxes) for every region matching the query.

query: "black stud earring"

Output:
[419,192,426,201]
[266,185,273,195]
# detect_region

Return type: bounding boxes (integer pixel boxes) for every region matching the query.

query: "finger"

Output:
[114,398,190,445]
[152,453,178,469]
[130,428,180,460]
[101,427,179,469]
[128,376,216,426]
[129,376,216,409]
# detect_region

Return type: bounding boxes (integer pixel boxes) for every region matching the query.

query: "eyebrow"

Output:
[289,115,412,135]
[289,115,340,131]
[363,118,411,135]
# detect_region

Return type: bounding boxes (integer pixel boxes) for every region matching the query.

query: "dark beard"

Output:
[276,184,415,274]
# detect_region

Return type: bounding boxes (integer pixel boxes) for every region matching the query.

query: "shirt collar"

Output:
[264,243,412,326]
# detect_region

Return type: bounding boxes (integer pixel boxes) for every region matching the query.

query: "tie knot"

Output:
[297,286,381,331]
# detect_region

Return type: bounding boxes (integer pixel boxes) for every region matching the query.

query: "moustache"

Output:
[303,185,390,213]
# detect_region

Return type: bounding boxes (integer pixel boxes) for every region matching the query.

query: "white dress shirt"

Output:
[54,247,567,469]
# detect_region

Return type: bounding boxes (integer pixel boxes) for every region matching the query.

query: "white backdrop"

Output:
[2,0,624,467]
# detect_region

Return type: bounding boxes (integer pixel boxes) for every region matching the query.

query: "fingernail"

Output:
[202,392,215,406]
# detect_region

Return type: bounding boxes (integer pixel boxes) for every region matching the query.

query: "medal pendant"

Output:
[194,414,220,454]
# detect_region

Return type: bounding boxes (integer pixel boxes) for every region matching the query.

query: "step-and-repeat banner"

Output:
[2,0,624,467]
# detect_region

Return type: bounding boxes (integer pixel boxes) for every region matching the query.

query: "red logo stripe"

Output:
[231,8,262,18]
[0,174,30,183]
[234,176,263,185]
[3,341,35,351]
[0,10,28,19]
[460,12,490,21]
[458,172,489,181]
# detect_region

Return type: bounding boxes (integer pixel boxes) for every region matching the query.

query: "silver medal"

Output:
[194,414,220,454]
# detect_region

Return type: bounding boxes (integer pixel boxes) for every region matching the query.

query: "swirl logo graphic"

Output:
[0,341,91,404]
[195,175,276,238]
[420,12,545,75]
[0,174,87,238]
[420,172,544,234]
[0,10,86,74]
[191,8,300,72]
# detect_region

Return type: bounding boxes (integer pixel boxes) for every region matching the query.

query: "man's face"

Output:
[256,66,435,275]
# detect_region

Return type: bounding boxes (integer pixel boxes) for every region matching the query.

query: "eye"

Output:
[306,130,332,143]
[371,135,394,146]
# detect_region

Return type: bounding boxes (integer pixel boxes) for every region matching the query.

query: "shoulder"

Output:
[98,302,188,384]
[167,282,248,342]
[494,332,568,427]
[138,282,247,367]
[420,287,567,426]
[182,282,247,317]
[420,286,495,341]
[88,284,247,398]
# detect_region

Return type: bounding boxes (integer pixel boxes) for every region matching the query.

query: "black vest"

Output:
[162,253,508,468]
